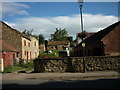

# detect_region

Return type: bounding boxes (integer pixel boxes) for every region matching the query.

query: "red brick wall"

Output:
[0,52,16,67]
[102,24,120,55]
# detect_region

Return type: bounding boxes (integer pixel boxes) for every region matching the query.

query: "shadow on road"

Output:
[2,79,120,89]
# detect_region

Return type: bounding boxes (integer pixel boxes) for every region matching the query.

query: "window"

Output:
[35,52,37,57]
[24,40,26,46]
[24,51,26,55]
[30,52,32,59]
[28,42,30,47]
[34,42,36,46]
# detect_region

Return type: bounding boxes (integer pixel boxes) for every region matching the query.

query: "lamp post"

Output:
[78,0,86,73]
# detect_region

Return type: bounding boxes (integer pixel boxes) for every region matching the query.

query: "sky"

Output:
[1,1,119,40]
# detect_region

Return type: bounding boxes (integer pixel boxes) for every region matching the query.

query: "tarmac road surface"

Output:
[1,71,120,88]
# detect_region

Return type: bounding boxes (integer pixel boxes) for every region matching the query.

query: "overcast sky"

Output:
[1,1,119,40]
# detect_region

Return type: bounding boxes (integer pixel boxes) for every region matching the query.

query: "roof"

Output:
[22,34,31,41]
[0,21,22,35]
[0,40,18,52]
[0,21,31,40]
[76,21,120,48]
[48,41,69,46]
[77,31,96,37]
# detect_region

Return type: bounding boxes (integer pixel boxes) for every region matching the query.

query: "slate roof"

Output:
[75,21,120,48]
[48,41,69,46]
[0,40,18,52]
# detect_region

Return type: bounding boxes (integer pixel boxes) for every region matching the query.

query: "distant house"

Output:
[0,21,39,63]
[39,44,45,52]
[0,40,19,68]
[74,21,120,57]
[47,41,70,51]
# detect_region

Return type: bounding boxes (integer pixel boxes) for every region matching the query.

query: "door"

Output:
[26,51,29,62]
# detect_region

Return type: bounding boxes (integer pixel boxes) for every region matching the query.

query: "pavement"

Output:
[2,71,119,80]
[1,71,120,88]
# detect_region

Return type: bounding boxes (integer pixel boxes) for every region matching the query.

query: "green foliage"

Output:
[67,36,73,42]
[38,50,59,59]
[45,40,48,50]
[22,29,33,35]
[50,28,68,41]
[22,29,39,39]
[3,65,23,73]
[38,34,45,45]
[3,61,34,73]
[20,61,34,68]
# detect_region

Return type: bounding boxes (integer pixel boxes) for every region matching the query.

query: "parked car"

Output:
[45,50,52,53]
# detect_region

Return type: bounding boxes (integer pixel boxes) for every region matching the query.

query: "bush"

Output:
[19,61,34,68]
[38,50,59,59]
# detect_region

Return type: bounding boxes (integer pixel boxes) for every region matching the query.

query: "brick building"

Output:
[74,21,120,56]
[0,21,39,63]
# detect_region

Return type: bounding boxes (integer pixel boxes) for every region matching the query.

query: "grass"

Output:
[3,65,24,73]
[3,61,34,73]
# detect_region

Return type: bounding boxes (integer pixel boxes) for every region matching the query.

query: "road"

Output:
[1,71,120,88]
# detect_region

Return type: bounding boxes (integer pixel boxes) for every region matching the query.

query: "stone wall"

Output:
[34,56,119,73]
[34,58,68,73]
[1,22,22,58]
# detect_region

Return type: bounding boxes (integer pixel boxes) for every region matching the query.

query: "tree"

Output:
[78,31,87,39]
[67,36,73,43]
[50,28,68,41]
[45,40,48,51]
[22,29,33,35]
[38,34,45,45]
[22,29,39,39]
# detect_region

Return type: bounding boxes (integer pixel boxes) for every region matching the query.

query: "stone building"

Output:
[74,21,120,56]
[21,35,39,62]
[29,36,39,59]
[0,21,39,63]
[47,41,70,51]
[21,35,31,62]
[0,21,22,58]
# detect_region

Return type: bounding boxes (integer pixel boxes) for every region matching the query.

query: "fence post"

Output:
[0,58,4,72]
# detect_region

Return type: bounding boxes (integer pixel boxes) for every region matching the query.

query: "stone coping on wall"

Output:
[35,55,120,60]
